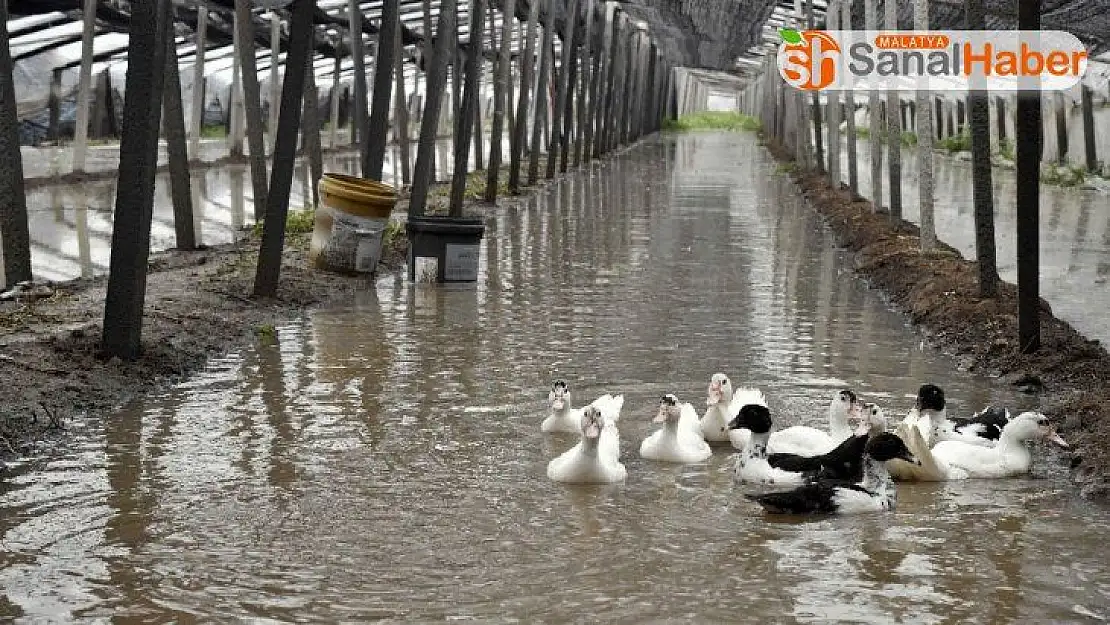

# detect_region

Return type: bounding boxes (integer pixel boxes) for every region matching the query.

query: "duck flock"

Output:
[543,376,1070,516]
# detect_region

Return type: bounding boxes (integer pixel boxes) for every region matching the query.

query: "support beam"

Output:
[916,0,935,250]
[72,0,98,173]
[253,0,316,299]
[508,0,539,193]
[409,0,457,216]
[269,10,281,149]
[548,0,580,178]
[865,0,883,211]
[1015,0,1041,353]
[1082,84,1098,173]
[393,17,411,185]
[301,35,323,206]
[101,0,172,359]
[0,0,31,285]
[235,0,269,221]
[365,0,400,181]
[884,0,901,219]
[162,32,197,251]
[348,0,370,171]
[189,2,207,156]
[843,0,858,192]
[485,0,517,202]
[449,0,488,215]
[528,2,555,185]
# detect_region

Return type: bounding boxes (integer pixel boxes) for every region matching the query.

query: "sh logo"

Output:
[777,28,841,91]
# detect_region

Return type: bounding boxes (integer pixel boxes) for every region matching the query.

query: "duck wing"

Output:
[745,480,871,515]
[951,405,1009,441]
[888,419,952,481]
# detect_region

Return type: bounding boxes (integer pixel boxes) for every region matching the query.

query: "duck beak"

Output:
[551,392,566,410]
[854,419,871,436]
[1045,428,1070,449]
[584,422,601,439]
[653,406,669,424]
[707,382,722,406]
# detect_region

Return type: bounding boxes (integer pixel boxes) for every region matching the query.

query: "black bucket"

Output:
[406,216,486,283]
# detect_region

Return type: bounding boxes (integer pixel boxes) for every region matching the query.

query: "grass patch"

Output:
[775,162,798,174]
[1041,163,1087,187]
[252,207,316,238]
[200,125,227,138]
[937,130,972,153]
[854,127,918,146]
[998,137,1015,161]
[662,111,761,132]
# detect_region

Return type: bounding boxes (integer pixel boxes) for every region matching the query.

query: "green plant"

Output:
[937,130,972,153]
[255,324,276,341]
[252,208,316,237]
[663,111,761,133]
[382,218,404,247]
[200,125,227,138]
[1040,163,1086,187]
[775,162,798,174]
[998,137,1015,161]
[900,131,918,146]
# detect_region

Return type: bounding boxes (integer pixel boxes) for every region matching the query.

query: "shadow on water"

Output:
[2,132,1109,622]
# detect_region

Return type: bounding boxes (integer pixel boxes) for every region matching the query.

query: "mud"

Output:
[767,141,1110,500]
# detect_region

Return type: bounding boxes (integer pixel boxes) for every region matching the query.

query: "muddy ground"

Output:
[767,142,1110,500]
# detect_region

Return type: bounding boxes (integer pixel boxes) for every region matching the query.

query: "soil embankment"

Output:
[767,141,1110,500]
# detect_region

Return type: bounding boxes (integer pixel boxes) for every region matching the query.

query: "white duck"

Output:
[701,373,737,442]
[641,394,713,463]
[931,412,1069,479]
[541,380,623,434]
[727,403,810,487]
[731,389,862,456]
[547,405,626,484]
[745,432,921,515]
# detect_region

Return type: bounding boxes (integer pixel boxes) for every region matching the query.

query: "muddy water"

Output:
[2,132,1108,622]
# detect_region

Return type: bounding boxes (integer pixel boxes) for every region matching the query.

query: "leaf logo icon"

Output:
[780,28,803,44]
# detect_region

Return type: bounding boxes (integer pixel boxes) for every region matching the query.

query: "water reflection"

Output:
[1,132,1108,622]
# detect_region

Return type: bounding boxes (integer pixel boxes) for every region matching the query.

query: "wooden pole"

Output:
[365,0,400,180]
[528,1,555,184]
[101,0,172,359]
[864,0,882,210]
[1054,91,1068,165]
[558,6,582,172]
[1015,0,1041,352]
[843,0,858,192]
[269,10,282,150]
[235,0,270,221]
[508,0,539,192]
[348,0,370,170]
[329,52,341,147]
[393,18,411,185]
[189,2,208,157]
[573,0,594,165]
[548,0,581,177]
[409,0,457,216]
[0,0,31,284]
[915,0,936,250]
[826,2,840,186]
[1082,84,1098,173]
[162,34,197,251]
[72,0,98,173]
[450,0,488,215]
[595,2,616,157]
[485,0,517,201]
[253,0,316,298]
[301,34,323,206]
[884,0,901,219]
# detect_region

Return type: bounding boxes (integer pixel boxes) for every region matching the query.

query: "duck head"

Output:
[707,373,734,407]
[832,389,864,421]
[866,432,920,464]
[855,402,888,436]
[655,393,682,424]
[581,406,605,441]
[915,384,946,413]
[549,380,570,412]
[1008,412,1069,448]
[728,404,773,434]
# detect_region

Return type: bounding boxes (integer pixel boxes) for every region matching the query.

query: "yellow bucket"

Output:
[310,173,399,274]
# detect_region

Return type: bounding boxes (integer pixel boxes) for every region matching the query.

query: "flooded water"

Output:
[2,132,1108,622]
